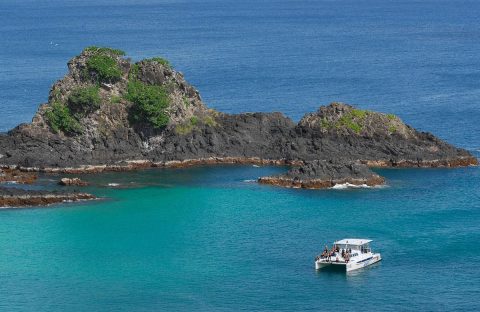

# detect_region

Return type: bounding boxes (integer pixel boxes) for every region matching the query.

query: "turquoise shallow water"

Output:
[1,166,480,311]
[1,0,480,310]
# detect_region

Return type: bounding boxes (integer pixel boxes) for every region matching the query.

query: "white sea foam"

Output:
[331,183,388,190]
[107,183,120,187]
[243,179,256,183]
[252,165,260,168]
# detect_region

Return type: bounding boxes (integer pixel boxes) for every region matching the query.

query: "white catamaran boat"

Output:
[315,238,381,272]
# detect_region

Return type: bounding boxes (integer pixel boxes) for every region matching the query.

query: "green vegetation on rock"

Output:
[335,109,368,134]
[387,113,396,120]
[126,79,170,129]
[144,57,171,68]
[68,86,101,116]
[175,114,217,135]
[388,125,397,133]
[182,96,190,107]
[318,108,369,133]
[110,95,122,104]
[337,115,362,133]
[85,54,123,83]
[204,115,217,127]
[350,109,368,119]
[50,88,62,101]
[128,63,140,80]
[84,46,125,56]
[190,116,198,125]
[175,117,198,135]
[320,117,332,129]
[45,102,82,134]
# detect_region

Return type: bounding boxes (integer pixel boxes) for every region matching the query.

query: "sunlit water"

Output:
[0,0,479,310]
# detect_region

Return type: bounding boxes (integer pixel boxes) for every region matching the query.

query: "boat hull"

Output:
[315,253,381,272]
[315,261,331,270]
[346,253,381,272]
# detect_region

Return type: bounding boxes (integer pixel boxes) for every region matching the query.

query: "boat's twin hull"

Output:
[346,253,381,272]
[315,253,381,272]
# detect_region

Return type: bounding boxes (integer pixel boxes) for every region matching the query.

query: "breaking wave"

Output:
[331,183,388,190]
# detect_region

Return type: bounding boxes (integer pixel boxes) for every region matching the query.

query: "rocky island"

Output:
[0,47,477,206]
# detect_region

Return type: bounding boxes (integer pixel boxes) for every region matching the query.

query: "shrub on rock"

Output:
[45,102,83,134]
[126,80,170,129]
[83,46,125,56]
[85,54,123,83]
[144,57,171,69]
[67,85,101,116]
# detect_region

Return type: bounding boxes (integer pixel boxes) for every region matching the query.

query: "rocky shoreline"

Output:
[0,186,95,208]
[0,47,477,204]
[3,154,476,175]
[0,167,37,184]
[259,160,386,189]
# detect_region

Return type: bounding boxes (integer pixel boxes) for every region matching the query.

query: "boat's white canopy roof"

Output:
[334,238,372,246]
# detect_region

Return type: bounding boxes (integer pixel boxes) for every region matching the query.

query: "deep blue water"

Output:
[0,0,479,311]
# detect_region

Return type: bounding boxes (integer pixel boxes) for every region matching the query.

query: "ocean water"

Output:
[0,0,479,311]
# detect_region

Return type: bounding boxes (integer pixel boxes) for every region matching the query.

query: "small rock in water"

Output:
[58,177,88,186]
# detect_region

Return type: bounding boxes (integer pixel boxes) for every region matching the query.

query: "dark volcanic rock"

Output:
[0,48,477,192]
[258,160,385,189]
[0,187,95,208]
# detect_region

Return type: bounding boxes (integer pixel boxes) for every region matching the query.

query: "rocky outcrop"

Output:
[1,104,475,170]
[58,177,89,186]
[258,160,385,189]
[0,167,37,184]
[0,47,477,195]
[0,187,95,208]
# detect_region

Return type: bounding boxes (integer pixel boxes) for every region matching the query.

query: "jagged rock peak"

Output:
[22,46,211,138]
